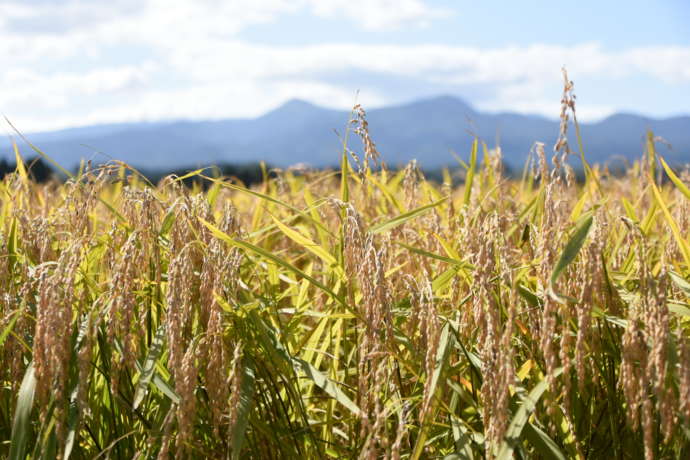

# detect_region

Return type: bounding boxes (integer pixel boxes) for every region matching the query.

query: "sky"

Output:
[1,0,689,132]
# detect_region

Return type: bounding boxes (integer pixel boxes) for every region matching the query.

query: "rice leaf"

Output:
[432,267,460,293]
[7,217,18,275]
[517,284,542,308]
[201,175,332,236]
[523,422,566,460]
[549,215,593,300]
[425,322,452,406]
[516,360,534,381]
[668,301,690,317]
[569,189,589,222]
[463,139,478,206]
[173,167,209,182]
[620,197,638,222]
[658,154,690,201]
[369,197,448,234]
[200,218,347,309]
[592,307,629,328]
[650,178,690,267]
[449,411,475,460]
[133,324,166,409]
[303,186,331,247]
[63,385,80,459]
[496,367,563,460]
[159,209,177,236]
[64,314,92,459]
[669,271,690,296]
[231,360,256,460]
[9,362,37,460]
[152,373,180,405]
[367,174,404,212]
[4,116,74,179]
[292,358,361,417]
[271,216,338,269]
[13,142,28,182]
[98,196,129,225]
[411,322,452,460]
[396,241,468,267]
[0,309,21,349]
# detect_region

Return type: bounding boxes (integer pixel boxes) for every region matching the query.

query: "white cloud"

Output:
[623,46,690,83]
[1,1,689,132]
[0,64,157,107]
[306,0,452,29]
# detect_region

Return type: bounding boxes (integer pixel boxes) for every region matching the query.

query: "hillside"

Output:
[2,96,689,170]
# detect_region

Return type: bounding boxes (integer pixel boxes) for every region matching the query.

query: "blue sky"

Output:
[1,0,689,132]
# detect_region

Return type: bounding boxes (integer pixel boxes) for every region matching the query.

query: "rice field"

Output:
[2,85,690,459]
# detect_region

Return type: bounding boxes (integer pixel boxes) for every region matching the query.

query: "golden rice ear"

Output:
[4,71,690,460]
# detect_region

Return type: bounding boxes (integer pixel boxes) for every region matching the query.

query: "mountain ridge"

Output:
[2,96,689,170]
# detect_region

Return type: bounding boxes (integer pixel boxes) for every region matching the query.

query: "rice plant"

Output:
[2,74,690,459]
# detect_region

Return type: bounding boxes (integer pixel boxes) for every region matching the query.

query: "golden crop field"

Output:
[2,91,690,459]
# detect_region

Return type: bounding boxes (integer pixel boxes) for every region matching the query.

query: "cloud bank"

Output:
[1,0,689,132]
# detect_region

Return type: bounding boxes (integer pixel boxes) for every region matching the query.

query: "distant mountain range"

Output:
[2,96,689,171]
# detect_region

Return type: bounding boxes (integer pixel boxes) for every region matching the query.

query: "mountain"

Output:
[2,96,689,171]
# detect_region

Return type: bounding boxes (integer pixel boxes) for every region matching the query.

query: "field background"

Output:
[2,104,690,459]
